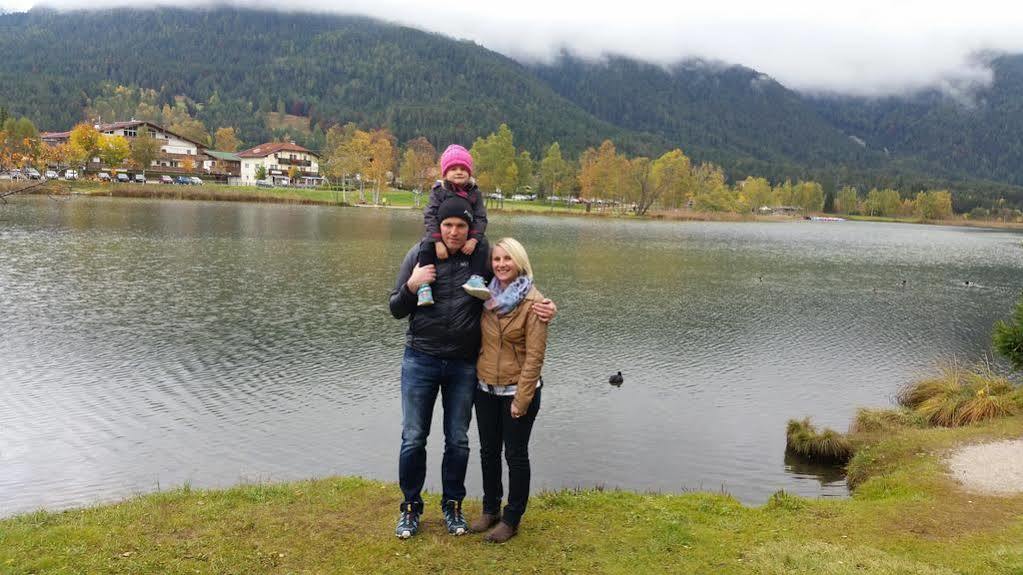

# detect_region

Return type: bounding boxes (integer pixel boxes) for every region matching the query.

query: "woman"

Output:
[471,237,548,543]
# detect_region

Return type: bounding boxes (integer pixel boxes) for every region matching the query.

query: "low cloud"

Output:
[14,0,1023,98]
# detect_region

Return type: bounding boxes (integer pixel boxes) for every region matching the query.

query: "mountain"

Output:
[1,7,1022,208]
[806,54,1023,188]
[0,7,665,157]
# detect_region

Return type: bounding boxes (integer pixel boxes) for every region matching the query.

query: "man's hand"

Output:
[406,263,436,294]
[511,402,524,419]
[461,237,478,255]
[531,298,557,324]
[435,241,449,260]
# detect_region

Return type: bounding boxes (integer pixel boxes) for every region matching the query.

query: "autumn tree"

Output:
[471,124,518,193]
[691,163,736,212]
[322,122,360,186]
[213,127,241,152]
[792,181,825,212]
[739,177,773,212]
[69,123,102,166]
[642,149,691,215]
[515,150,535,194]
[98,135,131,168]
[130,127,160,173]
[864,188,901,217]
[181,157,196,173]
[578,140,627,202]
[398,136,437,193]
[366,128,396,203]
[913,190,953,220]
[834,186,860,214]
[539,142,574,198]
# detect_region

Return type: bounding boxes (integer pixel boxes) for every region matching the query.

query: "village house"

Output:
[203,150,242,184]
[236,141,322,186]
[41,120,210,174]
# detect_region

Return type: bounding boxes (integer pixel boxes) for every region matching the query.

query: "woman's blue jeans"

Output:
[398,346,477,513]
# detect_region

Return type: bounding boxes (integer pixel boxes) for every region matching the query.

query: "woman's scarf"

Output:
[485,276,533,315]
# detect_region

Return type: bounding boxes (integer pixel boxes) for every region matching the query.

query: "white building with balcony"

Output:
[237,142,322,186]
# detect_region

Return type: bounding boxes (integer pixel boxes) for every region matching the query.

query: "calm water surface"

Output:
[2,196,1021,515]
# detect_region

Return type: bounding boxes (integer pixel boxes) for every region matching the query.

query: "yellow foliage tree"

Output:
[214,127,241,152]
[98,135,131,168]
[69,123,102,166]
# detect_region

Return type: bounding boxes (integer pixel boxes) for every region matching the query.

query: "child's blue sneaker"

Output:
[462,275,490,300]
[417,283,434,306]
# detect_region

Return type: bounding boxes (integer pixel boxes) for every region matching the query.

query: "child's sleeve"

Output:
[423,188,444,241]
[471,196,488,238]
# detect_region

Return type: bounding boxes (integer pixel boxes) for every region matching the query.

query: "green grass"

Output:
[5,415,1023,574]
[47,181,599,216]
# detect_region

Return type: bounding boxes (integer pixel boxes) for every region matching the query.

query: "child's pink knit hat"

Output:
[440,145,474,176]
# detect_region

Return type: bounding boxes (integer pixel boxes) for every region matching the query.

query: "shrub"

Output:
[993,291,1023,371]
[786,418,854,463]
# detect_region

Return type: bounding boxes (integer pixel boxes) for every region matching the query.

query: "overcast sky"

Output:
[6,0,1023,97]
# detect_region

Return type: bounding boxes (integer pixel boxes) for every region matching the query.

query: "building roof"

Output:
[40,120,209,150]
[236,142,319,159]
[206,150,242,162]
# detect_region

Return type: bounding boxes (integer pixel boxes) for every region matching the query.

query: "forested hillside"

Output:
[2,7,1023,208]
[0,8,663,157]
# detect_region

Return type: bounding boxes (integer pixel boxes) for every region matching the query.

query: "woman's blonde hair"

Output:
[493,237,533,279]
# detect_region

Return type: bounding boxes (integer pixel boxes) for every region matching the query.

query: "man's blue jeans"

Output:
[399,346,476,513]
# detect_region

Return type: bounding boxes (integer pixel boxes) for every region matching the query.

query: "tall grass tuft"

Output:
[786,418,854,464]
[897,360,1017,427]
[850,408,927,434]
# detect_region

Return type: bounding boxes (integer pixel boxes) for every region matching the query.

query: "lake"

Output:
[1,196,1021,516]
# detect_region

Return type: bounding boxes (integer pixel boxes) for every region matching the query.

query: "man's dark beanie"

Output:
[437,196,474,225]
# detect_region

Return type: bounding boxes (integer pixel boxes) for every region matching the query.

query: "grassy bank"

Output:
[4,415,1023,574]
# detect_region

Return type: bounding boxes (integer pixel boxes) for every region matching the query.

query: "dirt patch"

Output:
[948,439,1023,495]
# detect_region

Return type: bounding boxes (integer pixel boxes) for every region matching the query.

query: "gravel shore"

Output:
[948,439,1023,494]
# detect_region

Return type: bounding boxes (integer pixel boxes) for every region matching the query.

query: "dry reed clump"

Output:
[786,418,854,464]
[896,361,1017,427]
[850,408,927,434]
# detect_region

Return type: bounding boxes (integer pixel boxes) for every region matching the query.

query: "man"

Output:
[388,196,555,539]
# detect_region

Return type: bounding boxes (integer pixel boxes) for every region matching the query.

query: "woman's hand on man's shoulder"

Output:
[531,298,557,324]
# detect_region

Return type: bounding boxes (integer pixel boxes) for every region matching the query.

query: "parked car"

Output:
[45,170,59,179]
[174,176,192,185]
[26,168,42,179]
[97,172,111,182]
[10,169,24,180]
[115,173,130,183]
[487,192,503,200]
[189,176,204,185]
[510,194,531,201]
[255,179,274,188]
[133,173,146,184]
[64,169,79,180]
[160,175,173,184]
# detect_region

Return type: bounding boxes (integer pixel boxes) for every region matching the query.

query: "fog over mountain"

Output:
[8,0,1023,98]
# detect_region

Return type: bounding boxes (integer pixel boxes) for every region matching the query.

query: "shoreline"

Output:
[12,181,1023,230]
[4,411,1022,573]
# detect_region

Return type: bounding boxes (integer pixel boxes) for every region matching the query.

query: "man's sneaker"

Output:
[417,283,434,307]
[395,503,420,539]
[442,500,468,535]
[462,275,491,300]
